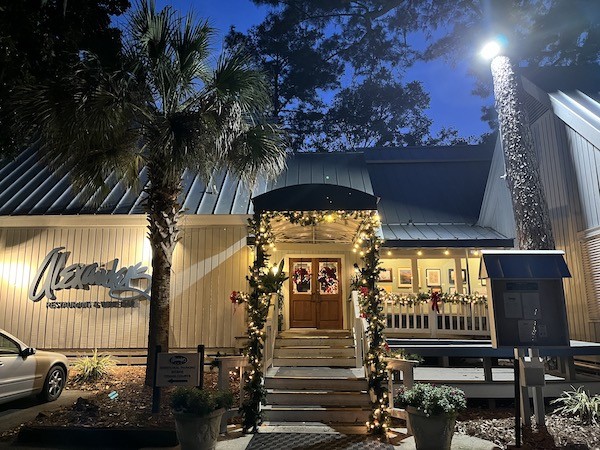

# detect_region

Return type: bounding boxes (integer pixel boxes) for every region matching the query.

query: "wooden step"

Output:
[267,390,370,407]
[279,330,352,338]
[273,357,357,367]
[274,347,355,358]
[262,405,370,423]
[275,337,355,347]
[265,376,367,391]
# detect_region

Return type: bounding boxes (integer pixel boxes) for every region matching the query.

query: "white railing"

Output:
[383,300,489,337]
[262,293,279,370]
[351,291,369,372]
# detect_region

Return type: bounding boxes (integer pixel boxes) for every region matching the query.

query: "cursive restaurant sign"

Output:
[29,247,151,302]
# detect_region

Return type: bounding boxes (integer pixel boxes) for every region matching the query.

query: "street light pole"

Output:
[483,44,555,250]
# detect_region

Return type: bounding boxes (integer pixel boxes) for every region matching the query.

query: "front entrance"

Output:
[289,258,343,329]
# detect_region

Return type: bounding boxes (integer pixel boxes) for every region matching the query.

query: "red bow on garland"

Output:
[430,291,441,313]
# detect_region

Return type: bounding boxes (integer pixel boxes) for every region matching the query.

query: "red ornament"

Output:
[359,286,369,296]
[430,291,441,313]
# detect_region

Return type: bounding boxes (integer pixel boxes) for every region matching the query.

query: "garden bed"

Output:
[0,366,241,444]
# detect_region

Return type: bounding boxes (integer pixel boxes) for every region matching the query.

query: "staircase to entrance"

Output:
[264,329,371,424]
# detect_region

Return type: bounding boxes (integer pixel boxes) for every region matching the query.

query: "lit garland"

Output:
[240,209,382,433]
[240,213,273,433]
[356,212,389,435]
[381,291,488,307]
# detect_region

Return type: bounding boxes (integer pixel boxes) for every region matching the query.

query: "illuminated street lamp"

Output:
[481,39,555,250]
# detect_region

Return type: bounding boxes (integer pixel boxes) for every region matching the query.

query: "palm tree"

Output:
[6,1,287,385]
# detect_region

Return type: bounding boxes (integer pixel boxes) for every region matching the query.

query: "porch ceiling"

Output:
[269,216,364,244]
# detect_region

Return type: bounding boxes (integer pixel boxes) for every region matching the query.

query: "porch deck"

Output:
[391,366,600,399]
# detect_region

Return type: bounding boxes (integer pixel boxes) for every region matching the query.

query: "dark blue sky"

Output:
[147,0,492,138]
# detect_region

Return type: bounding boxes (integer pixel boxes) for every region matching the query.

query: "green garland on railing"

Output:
[382,291,488,307]
[240,213,272,433]
[357,212,389,435]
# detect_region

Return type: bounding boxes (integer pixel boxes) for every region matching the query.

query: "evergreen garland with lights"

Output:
[382,291,488,307]
[240,213,273,433]
[240,209,387,433]
[357,212,389,435]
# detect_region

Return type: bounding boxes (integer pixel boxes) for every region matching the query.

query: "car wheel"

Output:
[41,365,66,402]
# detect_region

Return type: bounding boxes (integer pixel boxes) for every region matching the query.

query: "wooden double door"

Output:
[289,258,343,329]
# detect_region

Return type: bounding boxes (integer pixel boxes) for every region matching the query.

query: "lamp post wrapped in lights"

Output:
[481,40,555,250]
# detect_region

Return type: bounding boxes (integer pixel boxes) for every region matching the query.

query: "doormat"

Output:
[246,432,394,450]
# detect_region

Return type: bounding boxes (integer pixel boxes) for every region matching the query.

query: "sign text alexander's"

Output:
[29,247,151,302]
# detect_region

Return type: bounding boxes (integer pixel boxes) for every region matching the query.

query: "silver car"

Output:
[0,329,68,404]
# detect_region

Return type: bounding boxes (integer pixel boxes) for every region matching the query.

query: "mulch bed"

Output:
[0,366,241,443]
[2,367,599,450]
[455,403,600,449]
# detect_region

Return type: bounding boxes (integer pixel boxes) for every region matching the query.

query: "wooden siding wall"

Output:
[0,223,250,351]
[477,134,516,239]
[533,112,600,343]
[480,108,600,344]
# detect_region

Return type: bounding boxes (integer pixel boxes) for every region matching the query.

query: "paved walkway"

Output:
[214,424,500,450]
[0,390,92,435]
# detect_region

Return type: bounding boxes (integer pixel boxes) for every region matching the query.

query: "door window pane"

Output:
[292,261,312,293]
[318,261,339,294]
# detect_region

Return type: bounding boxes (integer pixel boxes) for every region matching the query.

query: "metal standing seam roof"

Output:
[362,145,511,246]
[0,149,373,216]
[0,145,510,246]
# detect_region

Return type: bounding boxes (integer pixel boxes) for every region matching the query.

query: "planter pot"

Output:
[174,408,225,450]
[406,406,456,450]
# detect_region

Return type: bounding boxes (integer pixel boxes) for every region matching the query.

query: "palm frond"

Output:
[210,49,271,115]
[225,122,288,186]
[171,16,213,96]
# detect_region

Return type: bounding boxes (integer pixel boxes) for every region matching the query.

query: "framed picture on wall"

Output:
[398,268,413,288]
[431,286,442,294]
[379,268,393,282]
[426,268,441,287]
[448,268,467,285]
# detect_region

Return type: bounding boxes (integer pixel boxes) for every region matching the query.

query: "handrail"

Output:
[383,299,489,337]
[262,293,279,370]
[351,291,370,375]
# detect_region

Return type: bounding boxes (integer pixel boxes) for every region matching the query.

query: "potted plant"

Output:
[396,383,466,450]
[171,388,233,450]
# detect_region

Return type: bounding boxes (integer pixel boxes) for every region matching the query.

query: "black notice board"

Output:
[488,279,570,348]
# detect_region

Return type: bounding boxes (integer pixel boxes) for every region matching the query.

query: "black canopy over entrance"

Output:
[251,183,378,213]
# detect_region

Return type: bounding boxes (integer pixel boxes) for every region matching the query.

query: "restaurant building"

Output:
[0,68,598,365]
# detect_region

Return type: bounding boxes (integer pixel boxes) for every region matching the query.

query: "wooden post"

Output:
[515,348,532,426]
[513,348,521,448]
[454,257,463,294]
[151,345,161,414]
[530,348,546,426]
[197,345,205,389]
[411,257,419,294]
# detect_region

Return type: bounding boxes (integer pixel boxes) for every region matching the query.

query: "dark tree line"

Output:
[0,0,131,155]
[231,0,599,151]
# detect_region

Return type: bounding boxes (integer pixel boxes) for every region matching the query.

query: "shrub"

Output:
[551,386,599,425]
[385,346,423,364]
[171,388,233,416]
[72,349,116,381]
[396,383,467,417]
